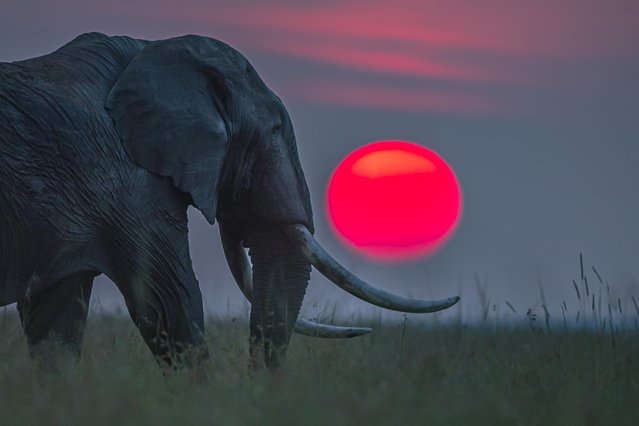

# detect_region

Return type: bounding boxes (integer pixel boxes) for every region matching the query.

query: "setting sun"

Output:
[327,141,462,261]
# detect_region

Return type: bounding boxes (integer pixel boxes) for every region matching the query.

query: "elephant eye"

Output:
[271,124,281,135]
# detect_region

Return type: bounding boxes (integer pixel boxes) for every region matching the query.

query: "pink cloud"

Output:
[284,78,511,116]
[119,0,639,58]
[245,36,500,83]
[94,0,638,115]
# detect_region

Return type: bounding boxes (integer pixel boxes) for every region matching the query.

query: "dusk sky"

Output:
[3,0,639,324]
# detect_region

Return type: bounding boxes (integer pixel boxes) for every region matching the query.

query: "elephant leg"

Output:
[17,271,96,358]
[107,229,208,368]
[115,273,207,367]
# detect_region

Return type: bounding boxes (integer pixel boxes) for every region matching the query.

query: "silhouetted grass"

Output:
[1,254,638,425]
[0,311,638,426]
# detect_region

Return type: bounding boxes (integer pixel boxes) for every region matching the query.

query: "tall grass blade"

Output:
[584,276,590,298]
[572,280,581,300]
[592,266,603,285]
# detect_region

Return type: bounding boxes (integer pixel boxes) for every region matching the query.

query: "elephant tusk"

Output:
[283,224,461,313]
[220,225,254,300]
[293,318,371,338]
[219,224,372,338]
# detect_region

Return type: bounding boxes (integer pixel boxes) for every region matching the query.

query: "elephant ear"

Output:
[106,36,232,224]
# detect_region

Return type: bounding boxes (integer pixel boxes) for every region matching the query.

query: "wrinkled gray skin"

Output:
[0,33,459,369]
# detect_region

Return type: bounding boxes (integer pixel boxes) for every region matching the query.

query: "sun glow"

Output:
[327,141,462,262]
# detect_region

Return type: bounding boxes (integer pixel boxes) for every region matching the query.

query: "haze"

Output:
[2,0,638,325]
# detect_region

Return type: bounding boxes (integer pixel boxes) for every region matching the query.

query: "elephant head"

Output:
[105,35,459,368]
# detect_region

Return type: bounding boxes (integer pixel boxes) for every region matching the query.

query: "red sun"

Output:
[327,141,462,262]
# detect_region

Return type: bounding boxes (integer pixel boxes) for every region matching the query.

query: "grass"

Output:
[1,254,638,425]
[0,311,638,426]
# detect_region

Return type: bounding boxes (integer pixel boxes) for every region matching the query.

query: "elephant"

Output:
[0,32,460,369]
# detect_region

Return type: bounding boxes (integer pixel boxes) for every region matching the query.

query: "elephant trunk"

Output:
[247,227,310,369]
[220,222,372,338]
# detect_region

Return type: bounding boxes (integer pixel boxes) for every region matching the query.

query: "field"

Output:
[1,308,638,426]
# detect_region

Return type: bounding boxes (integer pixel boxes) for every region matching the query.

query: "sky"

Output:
[2,0,639,326]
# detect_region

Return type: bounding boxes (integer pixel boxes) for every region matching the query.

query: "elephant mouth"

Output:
[221,222,459,337]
